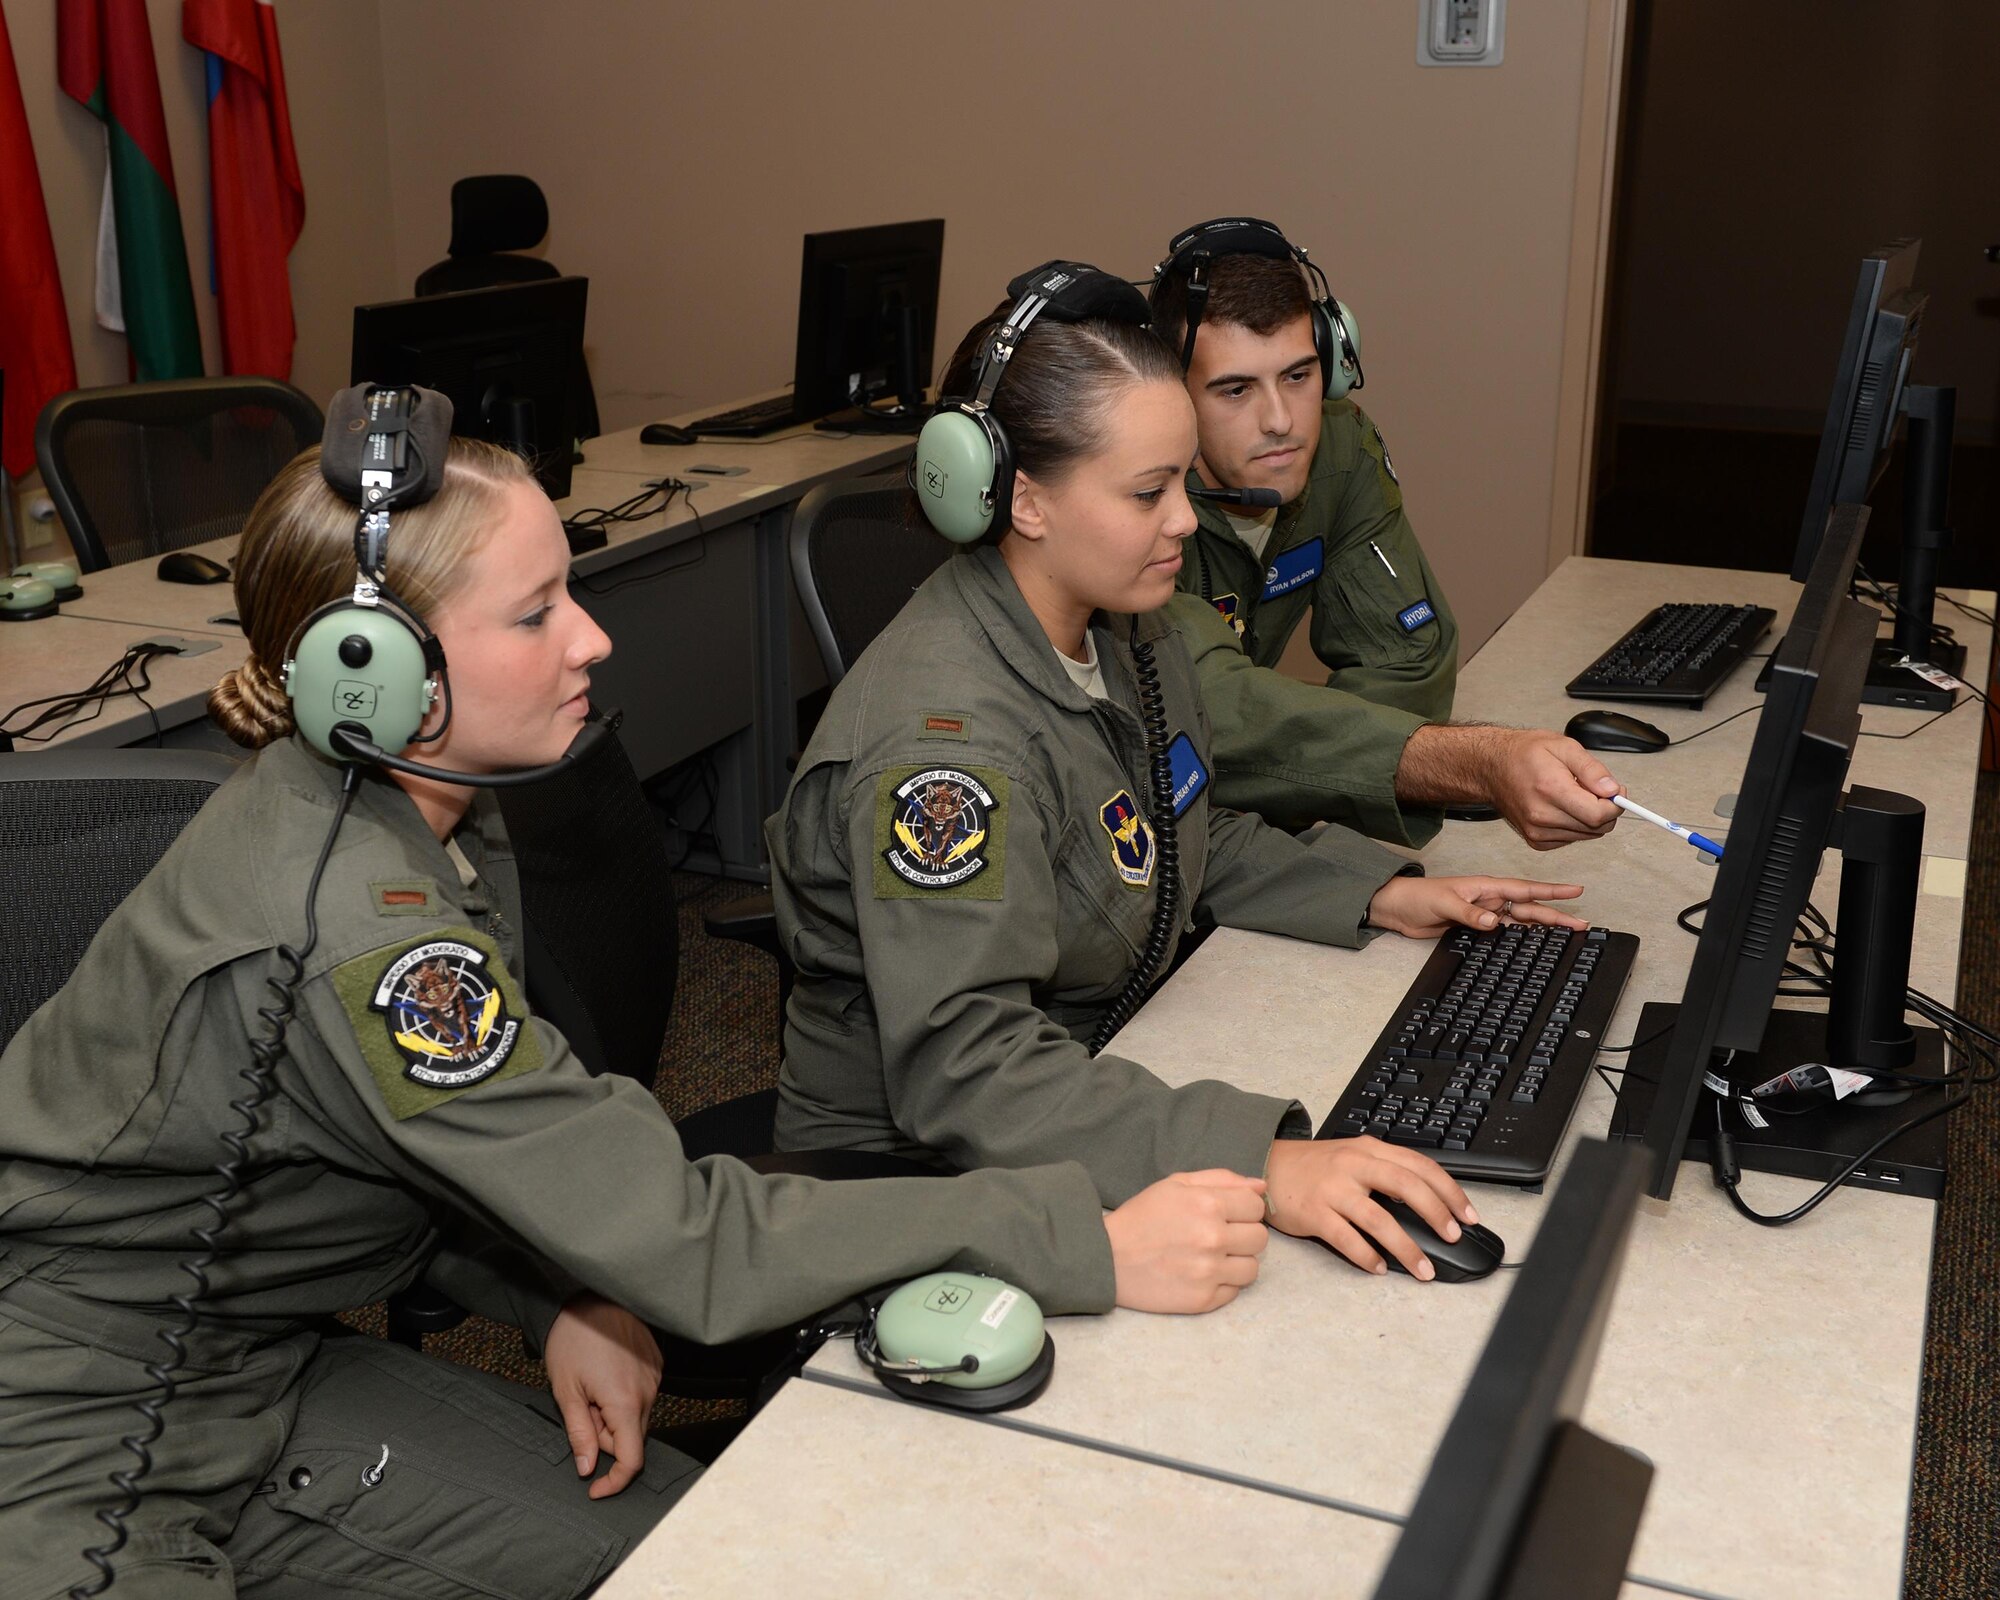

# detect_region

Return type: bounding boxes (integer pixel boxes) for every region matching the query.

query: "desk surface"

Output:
[788,556,1989,1600]
[595,1373,1670,1600]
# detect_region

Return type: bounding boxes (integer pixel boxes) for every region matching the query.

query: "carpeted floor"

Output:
[355,783,1999,1589]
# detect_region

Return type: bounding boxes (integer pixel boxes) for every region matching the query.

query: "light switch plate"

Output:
[1418,0,1505,66]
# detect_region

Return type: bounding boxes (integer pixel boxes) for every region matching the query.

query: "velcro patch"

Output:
[1099,789,1156,890]
[1165,732,1208,818]
[370,880,434,916]
[1260,538,1324,601]
[873,765,1008,899]
[1399,599,1437,633]
[1359,414,1403,508]
[1211,593,1244,637]
[332,927,544,1120]
[918,711,970,741]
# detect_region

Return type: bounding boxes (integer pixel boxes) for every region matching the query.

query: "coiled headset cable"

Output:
[72,767,360,1599]
[1089,620,1183,1056]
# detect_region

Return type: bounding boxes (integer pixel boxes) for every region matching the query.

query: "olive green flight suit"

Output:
[1172,396,1460,846]
[0,736,1115,1598]
[768,545,1419,1203]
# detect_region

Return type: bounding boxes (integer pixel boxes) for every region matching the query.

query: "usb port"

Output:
[1876,1168,1903,1184]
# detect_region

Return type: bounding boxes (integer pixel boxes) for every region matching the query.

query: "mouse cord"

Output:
[71,768,358,1599]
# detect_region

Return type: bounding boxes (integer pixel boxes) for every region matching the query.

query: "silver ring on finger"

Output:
[1499,899,1514,917]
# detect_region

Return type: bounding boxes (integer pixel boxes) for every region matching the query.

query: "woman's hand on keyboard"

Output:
[1263,1137,1477,1280]
[1367,875,1587,939]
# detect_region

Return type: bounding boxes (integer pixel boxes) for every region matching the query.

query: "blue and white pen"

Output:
[1612,794,1726,859]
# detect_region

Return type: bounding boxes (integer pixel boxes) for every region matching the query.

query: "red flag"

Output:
[0,9,80,478]
[182,0,304,379]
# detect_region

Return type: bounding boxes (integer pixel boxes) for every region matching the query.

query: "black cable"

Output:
[1710,1088,1966,1228]
[72,768,360,1599]
[1666,702,1761,748]
[568,482,711,599]
[1,644,179,745]
[1089,624,1183,1056]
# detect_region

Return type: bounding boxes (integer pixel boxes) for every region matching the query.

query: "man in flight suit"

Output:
[1150,218,1624,851]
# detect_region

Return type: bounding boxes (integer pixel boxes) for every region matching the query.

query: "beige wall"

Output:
[1612,0,1999,436]
[12,0,1619,651]
[4,0,396,547]
[373,0,1615,651]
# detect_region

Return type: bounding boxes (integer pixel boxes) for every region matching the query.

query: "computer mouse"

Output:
[1565,709,1670,754]
[640,422,698,447]
[157,550,232,585]
[1372,1196,1505,1284]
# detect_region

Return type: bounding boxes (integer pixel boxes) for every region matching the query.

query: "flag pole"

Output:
[0,465,19,573]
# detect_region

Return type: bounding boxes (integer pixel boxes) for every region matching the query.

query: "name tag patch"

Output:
[1098,790,1157,890]
[1261,538,1323,601]
[1166,732,1208,818]
[1398,599,1437,633]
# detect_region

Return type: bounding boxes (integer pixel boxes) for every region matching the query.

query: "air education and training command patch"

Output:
[1099,790,1157,890]
[873,765,1009,900]
[332,927,544,1119]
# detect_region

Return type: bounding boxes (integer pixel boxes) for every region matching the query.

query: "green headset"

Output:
[913,261,1155,545]
[1152,216,1364,400]
[281,383,454,763]
[1,559,81,622]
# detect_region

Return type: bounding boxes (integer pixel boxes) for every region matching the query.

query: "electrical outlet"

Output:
[1418,0,1505,66]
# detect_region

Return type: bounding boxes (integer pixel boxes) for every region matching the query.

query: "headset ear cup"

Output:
[285,605,437,760]
[914,408,1003,544]
[1320,298,1362,400]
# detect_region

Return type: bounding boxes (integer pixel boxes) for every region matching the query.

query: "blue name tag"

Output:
[1260,538,1324,601]
[1398,598,1437,633]
[1166,732,1208,818]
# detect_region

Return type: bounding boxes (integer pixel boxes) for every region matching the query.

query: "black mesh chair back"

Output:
[413,175,600,440]
[0,750,238,1049]
[789,477,954,683]
[497,723,676,1089]
[34,378,324,573]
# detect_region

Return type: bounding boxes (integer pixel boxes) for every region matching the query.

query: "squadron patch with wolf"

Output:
[873,765,1010,900]
[333,928,545,1119]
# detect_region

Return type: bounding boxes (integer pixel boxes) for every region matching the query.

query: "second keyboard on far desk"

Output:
[1566,600,1776,707]
[684,395,801,437]
[1315,922,1639,1185]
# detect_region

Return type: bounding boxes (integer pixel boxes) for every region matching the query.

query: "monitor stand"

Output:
[1610,1004,1948,1198]
[814,402,925,436]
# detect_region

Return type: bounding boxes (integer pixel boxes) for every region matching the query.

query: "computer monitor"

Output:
[794,219,944,430]
[1784,240,1962,709]
[1372,1139,1652,1600]
[351,277,588,500]
[1611,505,1946,1201]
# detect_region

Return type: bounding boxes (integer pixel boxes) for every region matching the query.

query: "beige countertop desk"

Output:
[799,557,1991,1600]
[595,1372,1674,1600]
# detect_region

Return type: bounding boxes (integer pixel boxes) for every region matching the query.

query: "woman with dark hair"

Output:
[770,264,1587,1277]
[0,400,1280,1598]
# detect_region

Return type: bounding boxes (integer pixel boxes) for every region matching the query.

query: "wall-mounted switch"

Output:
[1418,0,1505,66]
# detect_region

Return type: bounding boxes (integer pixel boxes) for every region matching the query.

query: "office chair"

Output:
[413,174,599,439]
[34,379,324,573]
[700,476,952,1073]
[0,749,239,1046]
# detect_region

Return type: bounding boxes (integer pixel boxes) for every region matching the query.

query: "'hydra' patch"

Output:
[1211,592,1245,637]
[331,927,545,1120]
[874,766,1008,899]
[1399,598,1437,633]
[1099,790,1157,890]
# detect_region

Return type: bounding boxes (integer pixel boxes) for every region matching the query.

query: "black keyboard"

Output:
[1315,923,1638,1185]
[1566,601,1776,707]
[685,395,800,438]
